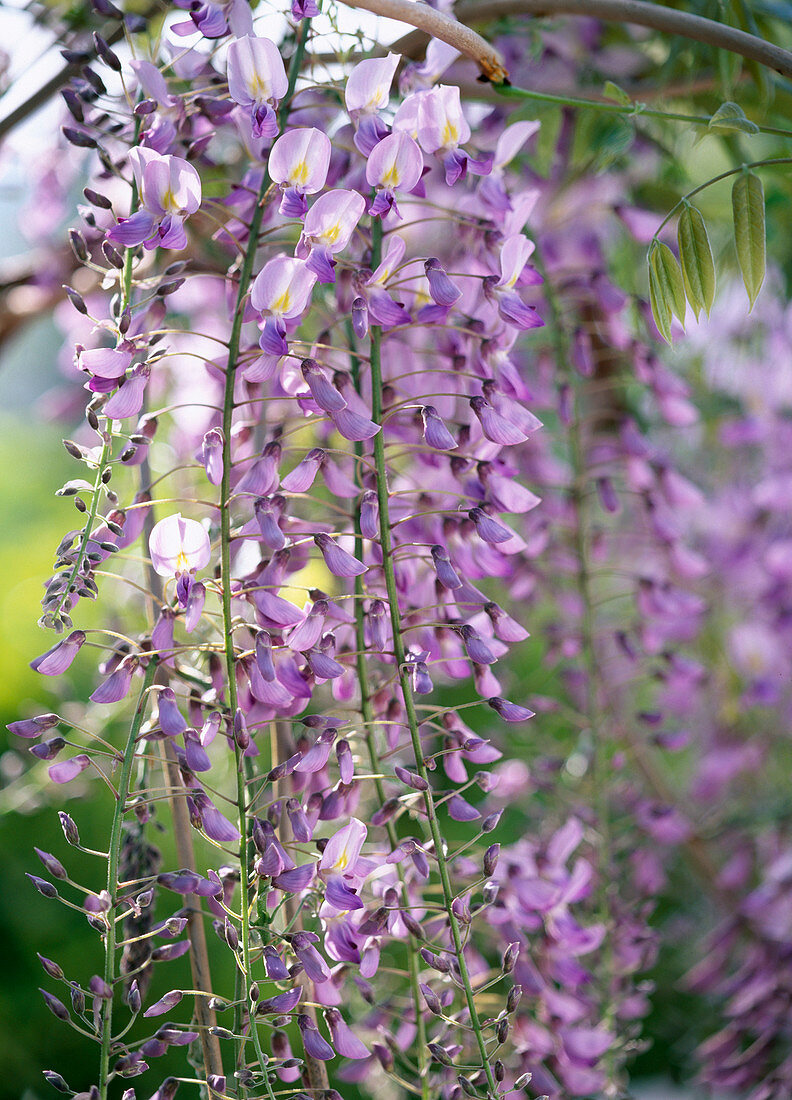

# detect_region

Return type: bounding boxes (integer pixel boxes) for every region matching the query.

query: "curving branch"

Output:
[335,0,509,81]
[388,0,792,80]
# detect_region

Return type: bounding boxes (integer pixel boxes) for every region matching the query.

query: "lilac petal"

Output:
[193,792,241,843]
[470,396,528,446]
[314,533,367,577]
[90,661,136,704]
[184,731,212,772]
[144,991,184,1017]
[298,1015,335,1060]
[49,754,91,784]
[469,507,513,544]
[7,713,59,739]
[286,798,313,842]
[287,602,327,652]
[31,631,85,676]
[185,582,206,632]
[366,287,409,328]
[325,1007,370,1059]
[460,626,497,665]
[301,360,346,412]
[330,407,381,442]
[488,696,535,722]
[496,289,543,330]
[273,864,315,892]
[425,259,461,306]
[254,499,286,550]
[107,210,157,248]
[295,731,335,773]
[158,688,188,736]
[263,946,290,980]
[421,405,457,450]
[431,545,462,589]
[447,794,481,821]
[305,245,337,284]
[258,987,302,1014]
[336,740,354,783]
[307,650,344,680]
[254,590,304,626]
[360,491,379,539]
[281,449,324,492]
[325,876,364,912]
[104,365,149,419]
[280,187,308,218]
[201,428,224,485]
[259,317,288,357]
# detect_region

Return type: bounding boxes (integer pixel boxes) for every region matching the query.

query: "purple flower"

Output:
[314,533,367,577]
[149,514,211,608]
[325,1007,370,1058]
[298,189,366,283]
[366,131,423,219]
[49,754,91,784]
[226,35,287,139]
[269,128,331,216]
[31,631,85,676]
[201,428,224,485]
[108,148,201,251]
[297,1014,335,1060]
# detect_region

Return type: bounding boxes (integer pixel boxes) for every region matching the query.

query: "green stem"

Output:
[348,321,432,1100]
[99,657,158,1100]
[497,83,792,139]
[650,155,792,241]
[218,21,310,1095]
[367,216,498,1099]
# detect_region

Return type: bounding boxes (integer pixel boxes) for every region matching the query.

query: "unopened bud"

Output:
[483,843,500,876]
[502,942,520,973]
[428,1042,453,1065]
[506,984,522,1013]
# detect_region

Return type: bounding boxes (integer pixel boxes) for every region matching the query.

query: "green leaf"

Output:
[708,101,760,134]
[649,243,687,328]
[677,205,716,319]
[732,170,766,309]
[603,80,631,106]
[648,257,673,344]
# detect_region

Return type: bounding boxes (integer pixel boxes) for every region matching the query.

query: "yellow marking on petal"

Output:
[323,222,341,245]
[441,120,459,147]
[271,291,292,315]
[176,551,190,573]
[291,160,310,185]
[381,164,400,188]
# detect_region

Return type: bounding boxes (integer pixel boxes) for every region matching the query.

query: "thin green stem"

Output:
[367,216,499,1099]
[348,319,432,1100]
[99,657,158,1100]
[650,155,792,241]
[498,83,792,139]
[218,20,310,1096]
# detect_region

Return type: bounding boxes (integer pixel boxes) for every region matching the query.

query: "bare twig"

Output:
[335,0,508,81]
[389,0,792,81]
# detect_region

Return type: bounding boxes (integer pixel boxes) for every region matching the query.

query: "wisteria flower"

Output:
[149,514,211,607]
[483,235,544,329]
[268,127,331,217]
[249,254,317,361]
[296,189,366,282]
[345,52,399,154]
[227,35,287,139]
[108,147,201,251]
[366,130,423,219]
